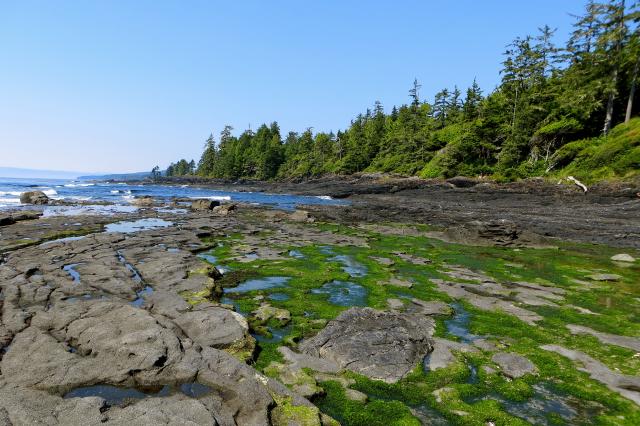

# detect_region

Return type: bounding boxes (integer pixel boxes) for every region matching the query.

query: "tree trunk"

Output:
[603,67,619,134]
[603,0,626,134]
[626,55,639,123]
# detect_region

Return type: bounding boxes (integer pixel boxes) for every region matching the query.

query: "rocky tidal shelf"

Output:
[0,195,639,425]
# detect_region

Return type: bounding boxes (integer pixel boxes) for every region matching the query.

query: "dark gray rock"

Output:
[431,219,556,248]
[299,307,435,383]
[191,199,220,210]
[447,176,480,188]
[19,191,49,205]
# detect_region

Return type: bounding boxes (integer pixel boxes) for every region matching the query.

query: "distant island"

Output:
[0,167,84,180]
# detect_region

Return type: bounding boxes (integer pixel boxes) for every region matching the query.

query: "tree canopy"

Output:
[164,1,639,182]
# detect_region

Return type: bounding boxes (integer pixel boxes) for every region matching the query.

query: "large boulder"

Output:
[19,191,49,205]
[299,307,435,383]
[130,196,155,207]
[446,176,480,188]
[191,199,220,211]
[212,203,237,216]
[290,210,315,223]
[173,304,255,359]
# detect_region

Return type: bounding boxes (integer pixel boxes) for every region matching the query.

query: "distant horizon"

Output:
[0,166,141,180]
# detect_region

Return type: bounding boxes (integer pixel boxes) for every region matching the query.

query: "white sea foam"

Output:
[316,195,333,200]
[0,191,22,196]
[189,196,231,201]
[0,197,20,204]
[64,183,94,187]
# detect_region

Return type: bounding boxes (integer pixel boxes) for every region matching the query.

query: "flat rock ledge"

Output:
[542,344,640,406]
[299,307,435,383]
[491,352,538,379]
[567,324,640,352]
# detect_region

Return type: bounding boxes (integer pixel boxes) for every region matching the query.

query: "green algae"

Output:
[193,218,640,425]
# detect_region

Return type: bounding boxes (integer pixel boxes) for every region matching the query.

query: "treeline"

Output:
[166,159,196,177]
[164,1,640,181]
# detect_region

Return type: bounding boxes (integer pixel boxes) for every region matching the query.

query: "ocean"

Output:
[0,177,346,212]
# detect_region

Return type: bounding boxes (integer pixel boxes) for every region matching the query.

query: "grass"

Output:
[552,118,640,183]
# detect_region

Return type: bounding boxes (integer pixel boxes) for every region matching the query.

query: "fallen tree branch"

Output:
[567,176,588,193]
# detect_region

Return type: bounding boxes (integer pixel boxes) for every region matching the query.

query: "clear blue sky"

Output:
[0,0,587,174]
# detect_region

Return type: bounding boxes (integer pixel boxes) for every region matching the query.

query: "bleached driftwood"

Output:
[567,176,588,193]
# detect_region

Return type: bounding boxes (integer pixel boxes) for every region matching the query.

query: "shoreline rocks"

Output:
[191,199,220,210]
[19,191,49,205]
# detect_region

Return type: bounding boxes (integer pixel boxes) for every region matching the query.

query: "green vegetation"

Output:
[190,210,640,425]
[164,1,640,183]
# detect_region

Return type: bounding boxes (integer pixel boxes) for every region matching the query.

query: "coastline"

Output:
[86,174,640,249]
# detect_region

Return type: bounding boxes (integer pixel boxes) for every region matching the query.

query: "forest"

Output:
[164,0,640,183]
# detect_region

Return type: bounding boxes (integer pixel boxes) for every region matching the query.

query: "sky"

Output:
[0,0,588,174]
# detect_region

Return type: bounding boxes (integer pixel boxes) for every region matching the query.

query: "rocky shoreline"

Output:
[0,186,639,425]
[113,175,640,248]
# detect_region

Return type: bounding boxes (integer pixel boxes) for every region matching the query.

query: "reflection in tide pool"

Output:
[254,324,293,344]
[311,280,368,306]
[446,302,480,343]
[466,383,595,425]
[289,250,305,259]
[63,383,213,406]
[269,292,290,302]
[105,218,173,233]
[329,254,368,277]
[224,276,291,294]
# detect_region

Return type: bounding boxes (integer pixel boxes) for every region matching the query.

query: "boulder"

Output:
[190,199,220,210]
[251,303,291,326]
[299,307,435,383]
[19,191,49,205]
[212,203,237,216]
[173,305,254,354]
[290,210,315,223]
[447,176,480,188]
[345,388,368,402]
[130,196,155,207]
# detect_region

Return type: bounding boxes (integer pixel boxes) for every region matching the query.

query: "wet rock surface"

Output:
[0,207,327,425]
[19,191,49,205]
[190,199,220,210]
[428,219,557,248]
[299,307,435,383]
[1,183,639,424]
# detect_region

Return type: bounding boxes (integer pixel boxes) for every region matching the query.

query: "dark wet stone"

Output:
[300,307,435,383]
